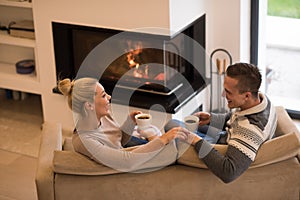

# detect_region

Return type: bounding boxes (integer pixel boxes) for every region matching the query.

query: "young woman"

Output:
[58,77,190,172]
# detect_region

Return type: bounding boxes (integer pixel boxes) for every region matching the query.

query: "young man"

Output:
[185,63,277,183]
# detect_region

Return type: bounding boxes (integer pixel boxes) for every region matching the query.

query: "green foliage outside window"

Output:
[268,0,300,19]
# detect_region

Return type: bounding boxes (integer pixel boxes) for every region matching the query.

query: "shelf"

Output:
[0,31,35,47]
[0,0,32,8]
[0,61,40,94]
[0,0,39,95]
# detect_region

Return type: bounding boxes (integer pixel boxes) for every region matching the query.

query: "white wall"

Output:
[206,0,250,63]
[205,0,251,111]
[169,0,206,35]
[33,0,251,129]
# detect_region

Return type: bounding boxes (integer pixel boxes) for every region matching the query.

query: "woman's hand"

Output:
[159,127,190,145]
[138,125,162,141]
[129,110,142,123]
[193,112,211,126]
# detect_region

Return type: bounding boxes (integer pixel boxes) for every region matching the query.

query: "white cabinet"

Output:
[0,0,40,94]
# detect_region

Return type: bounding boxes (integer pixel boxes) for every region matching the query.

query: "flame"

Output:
[126,41,143,68]
[126,41,153,79]
[127,56,136,67]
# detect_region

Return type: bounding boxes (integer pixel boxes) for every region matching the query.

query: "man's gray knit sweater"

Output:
[194,93,277,183]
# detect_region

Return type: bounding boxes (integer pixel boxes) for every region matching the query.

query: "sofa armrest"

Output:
[35,122,63,200]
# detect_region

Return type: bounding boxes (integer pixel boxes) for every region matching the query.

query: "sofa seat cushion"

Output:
[177,132,300,169]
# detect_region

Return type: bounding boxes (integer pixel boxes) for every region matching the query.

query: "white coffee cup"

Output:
[135,113,152,129]
[184,115,199,132]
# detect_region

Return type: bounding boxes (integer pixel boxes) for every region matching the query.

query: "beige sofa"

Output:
[35,106,300,200]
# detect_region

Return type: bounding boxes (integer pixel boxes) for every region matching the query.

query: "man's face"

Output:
[223,76,248,109]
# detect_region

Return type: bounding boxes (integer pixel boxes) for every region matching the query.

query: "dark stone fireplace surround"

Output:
[52,15,207,114]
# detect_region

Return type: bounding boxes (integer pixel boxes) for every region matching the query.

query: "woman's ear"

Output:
[84,102,94,111]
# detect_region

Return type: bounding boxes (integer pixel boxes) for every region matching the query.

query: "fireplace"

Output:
[52,15,207,113]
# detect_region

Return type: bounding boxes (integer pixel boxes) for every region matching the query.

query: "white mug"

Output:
[135,113,152,130]
[184,115,199,132]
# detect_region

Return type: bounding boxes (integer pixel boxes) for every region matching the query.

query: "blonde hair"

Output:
[58,77,98,114]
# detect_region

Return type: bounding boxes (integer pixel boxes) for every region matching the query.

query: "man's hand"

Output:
[193,112,211,126]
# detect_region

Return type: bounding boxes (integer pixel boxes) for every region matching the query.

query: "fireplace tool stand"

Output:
[209,48,232,113]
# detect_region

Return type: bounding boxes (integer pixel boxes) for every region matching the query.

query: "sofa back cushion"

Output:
[177,132,300,169]
[53,150,123,175]
[177,106,300,169]
[53,140,178,175]
[275,106,300,137]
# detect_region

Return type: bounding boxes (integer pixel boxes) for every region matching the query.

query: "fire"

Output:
[124,40,165,80]
[126,40,148,78]
[127,56,136,67]
[126,41,143,68]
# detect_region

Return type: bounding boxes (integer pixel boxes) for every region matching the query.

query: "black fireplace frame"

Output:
[52,15,207,113]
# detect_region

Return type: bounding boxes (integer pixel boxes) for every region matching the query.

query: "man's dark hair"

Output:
[226,62,262,98]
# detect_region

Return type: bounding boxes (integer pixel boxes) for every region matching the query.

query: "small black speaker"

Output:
[16,59,35,74]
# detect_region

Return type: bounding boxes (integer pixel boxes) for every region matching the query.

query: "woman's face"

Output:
[94,83,111,120]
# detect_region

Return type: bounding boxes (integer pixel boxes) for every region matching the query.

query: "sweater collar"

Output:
[236,92,268,116]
